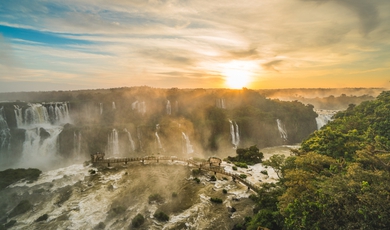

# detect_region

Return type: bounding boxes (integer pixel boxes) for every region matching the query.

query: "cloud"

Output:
[300,0,380,35]
[262,60,284,72]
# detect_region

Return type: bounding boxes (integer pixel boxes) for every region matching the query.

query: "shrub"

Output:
[260,170,268,175]
[210,197,223,204]
[210,175,217,181]
[222,189,228,194]
[154,211,169,222]
[234,162,248,168]
[193,177,200,183]
[239,174,247,179]
[148,194,165,204]
[172,192,178,198]
[131,214,145,228]
[232,166,238,171]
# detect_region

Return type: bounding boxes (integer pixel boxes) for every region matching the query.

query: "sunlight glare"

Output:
[222,61,255,89]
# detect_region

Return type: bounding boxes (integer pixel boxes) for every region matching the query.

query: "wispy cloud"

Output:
[0,0,389,92]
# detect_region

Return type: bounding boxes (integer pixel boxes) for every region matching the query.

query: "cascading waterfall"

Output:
[100,103,103,115]
[112,102,116,110]
[124,128,135,152]
[19,127,63,170]
[137,126,143,152]
[276,119,288,141]
[73,131,82,157]
[18,103,70,127]
[25,103,50,126]
[14,105,23,127]
[166,100,171,115]
[216,98,226,109]
[229,120,240,148]
[315,110,337,129]
[132,101,146,114]
[107,129,119,156]
[182,132,194,154]
[0,106,11,152]
[155,124,164,153]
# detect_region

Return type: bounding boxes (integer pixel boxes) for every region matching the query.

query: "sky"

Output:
[0,0,390,92]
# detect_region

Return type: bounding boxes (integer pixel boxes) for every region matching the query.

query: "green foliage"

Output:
[154,211,169,222]
[232,166,237,171]
[233,162,248,168]
[131,214,145,228]
[210,175,217,181]
[228,145,264,165]
[210,197,223,204]
[239,174,247,179]
[260,170,268,175]
[222,189,228,194]
[0,168,41,190]
[148,194,165,204]
[172,192,178,198]
[9,200,32,218]
[246,91,390,229]
[193,177,200,183]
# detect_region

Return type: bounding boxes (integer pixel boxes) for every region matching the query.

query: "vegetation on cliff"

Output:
[246,91,390,230]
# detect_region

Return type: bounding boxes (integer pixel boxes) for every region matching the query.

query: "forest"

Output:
[241,90,390,230]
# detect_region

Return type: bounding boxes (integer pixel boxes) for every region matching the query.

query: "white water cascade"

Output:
[107,129,119,156]
[132,101,146,114]
[18,103,70,128]
[166,100,171,115]
[155,125,164,153]
[216,98,226,109]
[182,132,194,154]
[315,110,337,129]
[112,102,116,110]
[229,120,240,148]
[100,103,103,115]
[73,131,82,158]
[276,119,288,141]
[14,105,23,127]
[124,128,135,152]
[19,127,63,170]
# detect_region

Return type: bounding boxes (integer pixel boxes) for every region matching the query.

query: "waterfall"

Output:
[73,131,82,157]
[234,121,240,146]
[155,132,164,153]
[124,128,135,152]
[137,126,143,152]
[132,101,146,114]
[216,98,226,109]
[100,103,103,115]
[112,102,116,110]
[108,129,119,156]
[182,132,194,154]
[229,120,240,148]
[0,106,11,152]
[315,110,337,129]
[24,103,50,126]
[166,100,171,115]
[19,126,63,169]
[276,119,288,141]
[14,105,23,127]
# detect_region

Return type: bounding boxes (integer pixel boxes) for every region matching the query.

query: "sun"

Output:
[222,61,254,89]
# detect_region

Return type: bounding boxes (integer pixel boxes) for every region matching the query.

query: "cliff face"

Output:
[0,88,318,170]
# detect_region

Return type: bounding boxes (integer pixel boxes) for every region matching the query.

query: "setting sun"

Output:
[222,61,255,89]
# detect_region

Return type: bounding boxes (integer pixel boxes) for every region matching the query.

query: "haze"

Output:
[1,0,390,92]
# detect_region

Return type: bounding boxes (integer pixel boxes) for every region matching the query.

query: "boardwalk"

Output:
[92,155,261,193]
